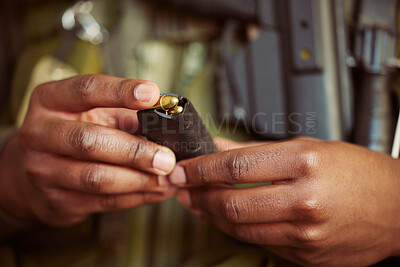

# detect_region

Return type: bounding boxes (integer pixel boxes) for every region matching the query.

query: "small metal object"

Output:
[152,95,183,115]
[169,106,184,114]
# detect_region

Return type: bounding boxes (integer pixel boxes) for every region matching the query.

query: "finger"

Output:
[188,210,294,246]
[214,137,271,151]
[79,108,141,134]
[26,119,176,175]
[214,138,248,151]
[169,140,318,185]
[33,74,160,112]
[176,186,297,224]
[38,187,177,216]
[28,153,171,194]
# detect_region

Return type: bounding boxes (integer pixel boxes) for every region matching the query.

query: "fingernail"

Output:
[157,175,170,187]
[153,150,176,174]
[169,165,187,185]
[133,84,154,102]
[177,190,192,207]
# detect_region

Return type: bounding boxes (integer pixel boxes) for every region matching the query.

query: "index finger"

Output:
[33,74,160,112]
[169,140,320,185]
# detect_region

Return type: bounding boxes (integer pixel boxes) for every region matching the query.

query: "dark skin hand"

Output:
[0,74,177,226]
[170,138,400,266]
[1,74,399,266]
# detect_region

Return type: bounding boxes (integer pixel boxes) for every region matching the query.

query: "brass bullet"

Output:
[169,106,184,114]
[152,95,179,111]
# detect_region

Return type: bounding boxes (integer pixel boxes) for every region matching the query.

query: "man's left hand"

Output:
[169,138,400,266]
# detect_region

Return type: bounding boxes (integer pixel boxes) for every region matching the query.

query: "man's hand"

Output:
[170,138,400,266]
[0,74,177,227]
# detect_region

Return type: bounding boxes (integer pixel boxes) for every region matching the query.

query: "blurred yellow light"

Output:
[300,49,311,61]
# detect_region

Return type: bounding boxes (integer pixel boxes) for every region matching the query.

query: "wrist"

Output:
[0,135,34,221]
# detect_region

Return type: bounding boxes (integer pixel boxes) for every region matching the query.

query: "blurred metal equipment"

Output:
[62,1,109,45]
[156,0,354,141]
[57,0,109,64]
[353,0,399,153]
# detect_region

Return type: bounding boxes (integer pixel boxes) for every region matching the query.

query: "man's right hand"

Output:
[0,74,177,227]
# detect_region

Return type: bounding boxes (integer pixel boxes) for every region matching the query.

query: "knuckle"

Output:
[24,153,48,186]
[292,142,322,178]
[300,151,321,177]
[80,165,109,192]
[19,125,39,148]
[127,142,144,162]
[25,158,43,178]
[68,125,99,153]
[291,225,326,247]
[101,195,118,210]
[196,160,209,184]
[115,79,131,101]
[226,152,250,182]
[296,197,326,222]
[76,74,97,101]
[232,225,253,242]
[222,193,242,223]
[42,189,64,212]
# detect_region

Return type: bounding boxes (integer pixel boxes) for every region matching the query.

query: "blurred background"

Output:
[0,0,399,155]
